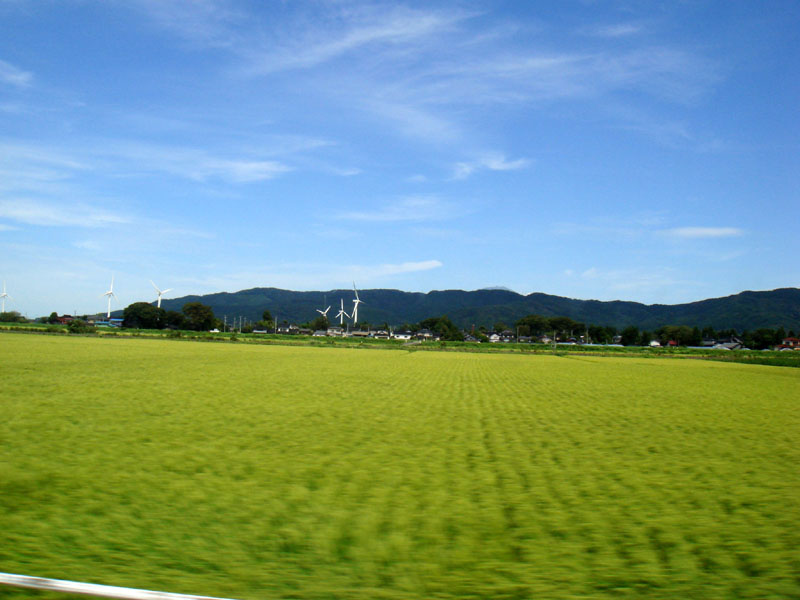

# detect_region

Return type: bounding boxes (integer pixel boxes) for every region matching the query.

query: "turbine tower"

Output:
[151,280,172,309]
[0,281,11,313]
[102,275,117,319]
[335,298,350,326]
[351,282,363,325]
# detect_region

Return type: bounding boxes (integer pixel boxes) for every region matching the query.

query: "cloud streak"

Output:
[0,59,32,88]
[453,154,531,179]
[663,227,744,239]
[0,200,130,227]
[337,195,454,223]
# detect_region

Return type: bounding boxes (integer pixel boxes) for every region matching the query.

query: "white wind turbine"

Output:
[335,298,350,326]
[102,275,117,318]
[151,281,172,309]
[316,305,331,318]
[0,281,11,313]
[351,282,363,325]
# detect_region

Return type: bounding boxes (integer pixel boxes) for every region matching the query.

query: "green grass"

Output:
[1,333,798,599]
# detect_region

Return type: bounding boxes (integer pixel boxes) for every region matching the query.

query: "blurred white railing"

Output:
[0,573,239,600]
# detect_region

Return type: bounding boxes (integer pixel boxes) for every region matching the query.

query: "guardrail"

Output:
[0,573,239,600]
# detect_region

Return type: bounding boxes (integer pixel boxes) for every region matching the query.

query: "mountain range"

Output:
[153,287,800,332]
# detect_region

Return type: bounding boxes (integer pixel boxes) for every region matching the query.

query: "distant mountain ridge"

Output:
[152,287,800,332]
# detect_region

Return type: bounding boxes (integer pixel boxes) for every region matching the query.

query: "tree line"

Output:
[10,303,795,349]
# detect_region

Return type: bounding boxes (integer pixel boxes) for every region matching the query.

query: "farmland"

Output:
[1,333,798,599]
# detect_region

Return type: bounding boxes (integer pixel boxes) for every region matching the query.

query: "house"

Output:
[312,330,327,337]
[779,337,800,350]
[372,330,390,339]
[499,329,516,343]
[392,330,413,341]
[713,336,743,350]
[415,329,441,341]
[326,326,344,337]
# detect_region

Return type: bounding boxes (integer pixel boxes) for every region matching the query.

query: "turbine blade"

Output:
[161,289,172,294]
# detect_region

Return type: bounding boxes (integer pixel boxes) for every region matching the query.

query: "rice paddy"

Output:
[1,333,798,599]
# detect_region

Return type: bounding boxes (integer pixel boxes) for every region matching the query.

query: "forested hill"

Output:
[155,287,800,331]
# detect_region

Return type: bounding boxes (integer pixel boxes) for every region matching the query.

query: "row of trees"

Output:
[512,314,795,349]
[11,303,794,349]
[122,302,217,331]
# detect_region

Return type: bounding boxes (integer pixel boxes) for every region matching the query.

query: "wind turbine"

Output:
[151,280,172,309]
[351,282,363,325]
[101,275,117,319]
[0,281,11,313]
[316,305,331,318]
[335,298,350,326]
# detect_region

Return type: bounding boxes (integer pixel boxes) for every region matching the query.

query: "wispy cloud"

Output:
[0,200,130,227]
[453,153,531,179]
[353,259,443,278]
[0,59,32,88]
[337,195,454,223]
[582,23,644,38]
[242,6,470,74]
[576,266,692,298]
[662,227,744,239]
[0,139,293,184]
[180,258,444,294]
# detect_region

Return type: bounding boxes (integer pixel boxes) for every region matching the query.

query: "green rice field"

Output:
[1,333,798,599]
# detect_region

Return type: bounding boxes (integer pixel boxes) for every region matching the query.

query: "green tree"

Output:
[67,319,96,334]
[588,324,610,344]
[516,314,549,336]
[419,316,463,341]
[164,310,185,329]
[47,312,60,324]
[309,315,329,331]
[262,309,273,323]
[181,302,216,331]
[123,302,166,329]
[0,311,24,323]
[620,325,639,346]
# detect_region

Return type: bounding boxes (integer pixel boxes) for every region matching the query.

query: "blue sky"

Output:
[1,1,798,317]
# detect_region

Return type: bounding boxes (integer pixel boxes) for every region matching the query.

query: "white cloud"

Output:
[663,227,743,239]
[197,159,291,182]
[337,195,454,223]
[357,259,443,278]
[584,24,643,38]
[0,59,32,88]
[177,259,444,294]
[242,6,468,74]
[453,154,531,179]
[0,200,130,227]
[574,266,691,298]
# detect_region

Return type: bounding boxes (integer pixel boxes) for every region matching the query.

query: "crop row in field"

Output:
[1,333,798,599]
